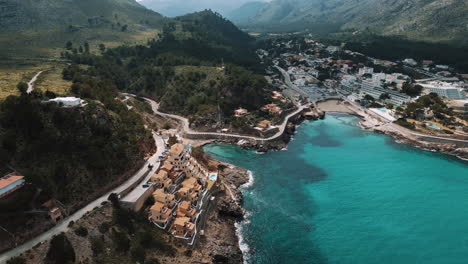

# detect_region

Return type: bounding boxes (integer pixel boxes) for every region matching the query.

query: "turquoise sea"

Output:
[204,114,468,264]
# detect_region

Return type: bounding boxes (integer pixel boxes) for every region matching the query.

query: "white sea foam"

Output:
[242,170,255,189]
[235,221,251,264]
[236,170,255,263]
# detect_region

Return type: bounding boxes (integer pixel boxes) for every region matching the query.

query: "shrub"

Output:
[98,222,111,234]
[131,245,146,263]
[6,257,26,264]
[112,230,130,252]
[74,226,88,237]
[91,238,105,256]
[45,233,76,264]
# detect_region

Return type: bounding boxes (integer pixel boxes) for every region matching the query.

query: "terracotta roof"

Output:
[257,120,271,129]
[0,174,24,189]
[179,201,191,211]
[161,164,174,171]
[177,187,190,194]
[170,143,185,155]
[151,202,165,211]
[173,217,190,227]
[181,177,197,188]
[151,170,168,181]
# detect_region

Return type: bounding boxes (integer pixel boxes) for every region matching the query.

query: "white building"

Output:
[361,80,411,105]
[48,97,84,107]
[372,73,409,89]
[435,65,449,70]
[419,81,466,99]
[358,67,374,76]
[341,75,358,86]
[326,46,341,54]
[403,58,418,66]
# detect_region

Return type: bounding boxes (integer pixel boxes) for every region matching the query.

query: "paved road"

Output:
[0,99,164,264]
[27,71,45,94]
[142,96,309,143]
[121,135,166,203]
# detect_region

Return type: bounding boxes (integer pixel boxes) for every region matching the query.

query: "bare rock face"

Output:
[218,198,244,219]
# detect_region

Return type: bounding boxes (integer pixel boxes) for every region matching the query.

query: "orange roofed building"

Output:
[152,188,176,208]
[0,172,25,199]
[234,108,248,117]
[171,217,195,237]
[176,201,197,220]
[150,201,173,226]
[261,104,283,116]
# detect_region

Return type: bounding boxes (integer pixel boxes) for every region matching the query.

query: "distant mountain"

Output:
[0,0,162,31]
[226,1,268,24]
[235,0,468,43]
[0,0,164,59]
[138,0,264,17]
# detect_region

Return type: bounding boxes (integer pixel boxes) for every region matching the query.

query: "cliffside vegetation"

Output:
[0,91,153,205]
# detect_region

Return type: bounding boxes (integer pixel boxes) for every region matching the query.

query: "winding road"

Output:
[143,97,309,143]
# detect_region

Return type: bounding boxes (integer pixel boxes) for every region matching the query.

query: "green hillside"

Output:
[233,0,468,43]
[0,0,164,60]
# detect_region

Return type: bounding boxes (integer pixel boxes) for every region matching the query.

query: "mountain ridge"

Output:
[233,0,468,43]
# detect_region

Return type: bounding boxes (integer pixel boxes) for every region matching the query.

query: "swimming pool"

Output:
[427,123,441,130]
[378,108,387,113]
[209,174,217,181]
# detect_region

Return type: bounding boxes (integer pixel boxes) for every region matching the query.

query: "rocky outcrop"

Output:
[195,163,249,264]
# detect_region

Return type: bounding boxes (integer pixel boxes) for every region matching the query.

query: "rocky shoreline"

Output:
[193,160,250,264]
[371,128,468,160]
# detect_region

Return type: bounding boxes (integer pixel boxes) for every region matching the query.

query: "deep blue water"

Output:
[204,114,468,264]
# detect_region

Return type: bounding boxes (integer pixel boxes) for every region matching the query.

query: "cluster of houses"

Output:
[233,91,288,135]
[148,140,217,243]
[271,38,467,108]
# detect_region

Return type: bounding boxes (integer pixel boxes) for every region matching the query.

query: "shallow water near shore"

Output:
[204,113,468,264]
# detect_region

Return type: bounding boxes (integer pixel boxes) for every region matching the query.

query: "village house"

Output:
[0,172,25,199]
[176,201,197,220]
[41,200,64,223]
[272,91,283,100]
[150,170,173,190]
[234,108,248,117]
[152,188,177,208]
[176,177,203,203]
[256,120,272,131]
[150,201,173,226]
[171,217,195,237]
[261,103,283,116]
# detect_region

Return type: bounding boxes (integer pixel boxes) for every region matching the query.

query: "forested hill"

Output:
[65,10,271,128]
[173,10,253,46]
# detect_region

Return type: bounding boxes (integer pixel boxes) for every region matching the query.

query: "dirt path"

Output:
[27,71,45,93]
